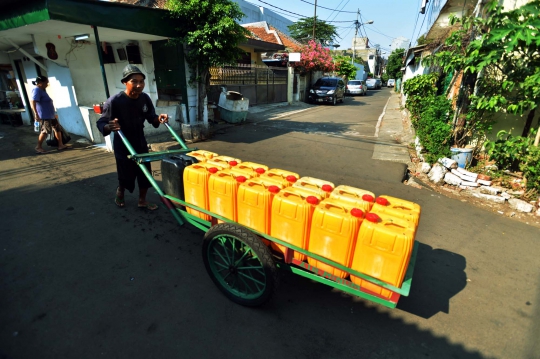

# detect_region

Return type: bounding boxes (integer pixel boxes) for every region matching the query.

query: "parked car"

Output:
[387,79,396,87]
[366,78,381,90]
[308,77,346,105]
[346,80,367,96]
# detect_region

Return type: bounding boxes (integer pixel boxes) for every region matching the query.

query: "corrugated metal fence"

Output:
[208,64,288,106]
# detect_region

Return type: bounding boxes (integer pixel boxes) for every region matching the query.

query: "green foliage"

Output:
[165,0,249,122]
[416,34,432,46]
[385,48,405,80]
[288,17,339,45]
[485,129,540,190]
[403,74,453,162]
[413,95,453,163]
[402,73,438,122]
[334,56,356,79]
[424,0,540,118]
[381,73,389,83]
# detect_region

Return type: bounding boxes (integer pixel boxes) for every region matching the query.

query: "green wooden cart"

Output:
[117,124,418,308]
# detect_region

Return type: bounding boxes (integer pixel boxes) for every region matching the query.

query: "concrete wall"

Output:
[232,0,293,35]
[6,33,178,142]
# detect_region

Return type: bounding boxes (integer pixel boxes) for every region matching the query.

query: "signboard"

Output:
[289,52,301,62]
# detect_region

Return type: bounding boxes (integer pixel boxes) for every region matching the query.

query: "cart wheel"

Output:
[202,223,279,307]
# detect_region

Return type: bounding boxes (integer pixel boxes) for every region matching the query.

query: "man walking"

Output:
[97,64,169,210]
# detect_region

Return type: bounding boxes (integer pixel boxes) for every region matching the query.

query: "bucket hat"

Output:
[32,75,49,86]
[121,64,145,83]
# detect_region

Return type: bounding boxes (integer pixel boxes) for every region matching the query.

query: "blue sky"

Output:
[245,0,440,57]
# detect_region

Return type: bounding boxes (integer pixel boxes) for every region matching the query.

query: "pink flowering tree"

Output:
[292,40,334,74]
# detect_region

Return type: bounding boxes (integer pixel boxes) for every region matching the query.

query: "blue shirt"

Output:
[31,87,55,120]
[96,92,157,159]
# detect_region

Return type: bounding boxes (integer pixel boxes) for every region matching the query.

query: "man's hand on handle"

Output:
[107,119,121,132]
[157,114,169,124]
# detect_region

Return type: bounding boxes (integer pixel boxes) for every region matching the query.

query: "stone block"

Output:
[455,167,478,179]
[508,198,534,213]
[471,192,506,204]
[477,179,492,186]
[501,192,512,199]
[451,169,477,183]
[438,157,458,169]
[461,181,479,187]
[479,186,499,196]
[428,163,448,185]
[421,162,431,173]
[444,172,462,186]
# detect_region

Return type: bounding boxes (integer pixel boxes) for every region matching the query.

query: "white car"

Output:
[387,79,396,87]
[346,80,367,96]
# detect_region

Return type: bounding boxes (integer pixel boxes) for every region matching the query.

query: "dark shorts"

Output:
[40,118,59,135]
[116,158,152,193]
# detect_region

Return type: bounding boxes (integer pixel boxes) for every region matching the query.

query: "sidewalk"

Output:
[372,90,414,165]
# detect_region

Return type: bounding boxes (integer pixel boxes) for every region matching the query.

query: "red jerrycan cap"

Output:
[362,194,375,202]
[321,184,333,192]
[236,176,247,183]
[268,185,280,194]
[375,197,389,205]
[255,168,266,174]
[208,167,218,174]
[365,213,381,223]
[306,196,319,205]
[350,208,364,218]
[229,160,238,166]
[286,175,297,183]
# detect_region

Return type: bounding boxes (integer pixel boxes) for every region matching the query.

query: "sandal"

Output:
[35,148,47,154]
[138,203,158,211]
[115,188,125,208]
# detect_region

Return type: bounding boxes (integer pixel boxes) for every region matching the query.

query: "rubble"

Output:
[508,198,535,213]
[428,163,447,184]
[413,157,539,219]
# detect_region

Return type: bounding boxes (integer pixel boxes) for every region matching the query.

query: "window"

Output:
[126,45,142,64]
[368,55,374,60]
[102,45,115,64]
[117,48,127,61]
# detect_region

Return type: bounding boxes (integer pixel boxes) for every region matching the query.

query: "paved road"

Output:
[0,91,539,359]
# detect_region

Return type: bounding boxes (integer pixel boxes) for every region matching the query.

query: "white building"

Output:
[391,37,409,51]
[232,0,293,35]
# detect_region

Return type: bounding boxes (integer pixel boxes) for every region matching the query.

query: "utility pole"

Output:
[352,10,359,65]
[312,0,317,41]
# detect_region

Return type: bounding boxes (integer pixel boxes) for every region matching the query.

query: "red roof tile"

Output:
[243,26,280,45]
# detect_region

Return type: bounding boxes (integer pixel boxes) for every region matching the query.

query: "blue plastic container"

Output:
[450,148,473,168]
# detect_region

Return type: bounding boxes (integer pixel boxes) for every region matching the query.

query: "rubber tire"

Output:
[332,96,337,106]
[202,223,279,307]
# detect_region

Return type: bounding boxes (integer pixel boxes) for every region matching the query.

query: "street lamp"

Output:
[352,20,374,65]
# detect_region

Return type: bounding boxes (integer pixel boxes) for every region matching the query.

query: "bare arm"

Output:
[30,100,40,121]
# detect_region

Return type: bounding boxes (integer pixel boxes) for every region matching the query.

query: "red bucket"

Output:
[93,103,104,114]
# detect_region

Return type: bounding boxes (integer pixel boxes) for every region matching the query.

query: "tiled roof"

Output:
[269,26,302,51]
[243,26,280,45]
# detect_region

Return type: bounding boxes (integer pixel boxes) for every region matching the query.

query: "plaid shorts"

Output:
[40,118,59,135]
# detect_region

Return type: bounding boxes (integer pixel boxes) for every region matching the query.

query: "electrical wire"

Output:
[325,0,346,21]
[251,0,355,22]
[329,0,350,22]
[414,0,434,45]
[409,0,422,49]
[300,0,356,13]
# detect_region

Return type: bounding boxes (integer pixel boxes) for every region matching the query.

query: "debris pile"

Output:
[420,158,539,215]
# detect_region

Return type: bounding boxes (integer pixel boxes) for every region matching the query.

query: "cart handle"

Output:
[164,122,189,150]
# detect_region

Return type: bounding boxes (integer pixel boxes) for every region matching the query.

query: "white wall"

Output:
[232,0,293,35]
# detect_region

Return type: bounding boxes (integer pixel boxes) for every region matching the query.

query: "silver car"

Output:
[346,80,367,96]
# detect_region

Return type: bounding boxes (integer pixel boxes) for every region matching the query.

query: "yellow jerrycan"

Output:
[233,161,269,177]
[307,199,364,278]
[260,168,299,188]
[292,176,334,198]
[329,185,375,212]
[237,177,282,234]
[207,155,242,169]
[370,195,421,228]
[186,150,218,163]
[208,169,251,222]
[183,163,221,221]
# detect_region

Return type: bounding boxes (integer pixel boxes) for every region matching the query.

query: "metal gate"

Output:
[208,64,288,106]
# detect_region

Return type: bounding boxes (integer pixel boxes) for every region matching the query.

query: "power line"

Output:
[414,0,433,44]
[329,0,351,22]
[408,0,422,50]
[252,0,355,22]
[300,0,356,13]
[325,0,346,21]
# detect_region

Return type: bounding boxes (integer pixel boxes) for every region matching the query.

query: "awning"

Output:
[241,38,285,53]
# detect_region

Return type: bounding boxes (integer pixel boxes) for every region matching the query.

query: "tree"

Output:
[288,17,339,45]
[166,0,249,123]
[386,48,405,79]
[334,56,356,79]
[291,40,334,74]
